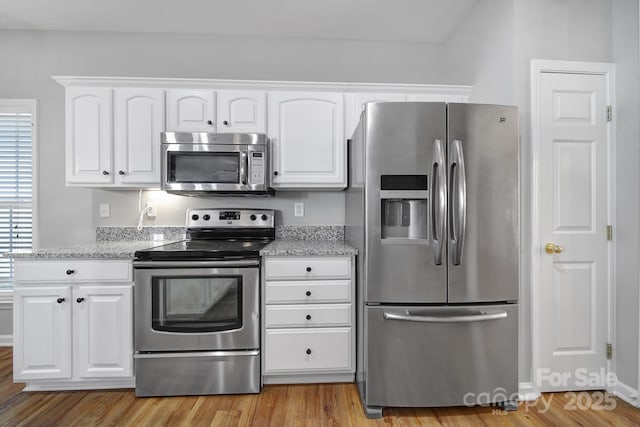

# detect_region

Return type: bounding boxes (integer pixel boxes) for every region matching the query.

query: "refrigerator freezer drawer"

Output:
[365,304,518,407]
[264,328,352,373]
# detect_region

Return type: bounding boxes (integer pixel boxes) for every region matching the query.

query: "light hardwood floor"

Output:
[0,348,638,426]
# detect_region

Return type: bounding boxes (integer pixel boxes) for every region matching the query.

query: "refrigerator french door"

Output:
[346,102,519,418]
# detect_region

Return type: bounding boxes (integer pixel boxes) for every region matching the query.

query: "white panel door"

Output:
[269,92,345,188]
[217,90,266,133]
[75,285,133,378]
[538,72,610,391]
[114,88,164,186]
[13,287,72,380]
[65,87,113,184]
[166,89,216,132]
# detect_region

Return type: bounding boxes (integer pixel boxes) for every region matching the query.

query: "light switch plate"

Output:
[99,203,110,218]
[294,203,304,217]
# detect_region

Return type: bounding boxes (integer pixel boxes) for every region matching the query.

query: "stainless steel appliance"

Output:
[133,208,275,396]
[161,132,274,196]
[346,102,519,418]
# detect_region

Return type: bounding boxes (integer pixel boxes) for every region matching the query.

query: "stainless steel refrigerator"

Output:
[346,102,519,418]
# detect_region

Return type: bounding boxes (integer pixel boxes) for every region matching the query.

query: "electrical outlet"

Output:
[294,202,304,217]
[146,202,158,218]
[99,203,110,218]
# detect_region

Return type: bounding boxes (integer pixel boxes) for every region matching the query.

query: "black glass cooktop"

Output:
[135,239,271,260]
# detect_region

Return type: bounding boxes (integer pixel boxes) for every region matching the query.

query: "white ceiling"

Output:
[0,0,478,43]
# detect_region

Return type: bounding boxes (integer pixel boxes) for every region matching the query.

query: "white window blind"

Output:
[0,104,33,288]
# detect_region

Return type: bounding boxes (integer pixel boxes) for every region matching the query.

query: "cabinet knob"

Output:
[305,291,311,297]
[102,171,110,175]
[118,170,125,175]
[76,297,85,303]
[56,297,65,304]
[306,267,312,272]
[306,314,311,320]
[66,269,75,275]
[207,120,213,125]
[223,120,229,126]
[273,171,279,176]
[306,348,312,355]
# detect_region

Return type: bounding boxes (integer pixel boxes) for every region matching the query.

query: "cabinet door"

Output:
[217,90,266,133]
[344,93,405,140]
[75,285,133,378]
[13,287,72,380]
[65,87,113,184]
[268,92,345,188]
[114,88,164,186]
[166,89,216,132]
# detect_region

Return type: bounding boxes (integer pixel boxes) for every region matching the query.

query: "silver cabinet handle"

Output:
[449,139,467,265]
[383,310,507,323]
[431,138,446,265]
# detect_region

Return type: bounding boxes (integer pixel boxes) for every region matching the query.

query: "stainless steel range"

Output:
[133,208,274,397]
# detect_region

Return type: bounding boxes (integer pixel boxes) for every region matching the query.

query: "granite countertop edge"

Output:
[6,239,358,259]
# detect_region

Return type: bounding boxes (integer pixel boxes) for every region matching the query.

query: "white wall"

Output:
[0,29,448,247]
[612,0,640,391]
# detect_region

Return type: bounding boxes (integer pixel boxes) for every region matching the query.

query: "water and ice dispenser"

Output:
[380,175,429,243]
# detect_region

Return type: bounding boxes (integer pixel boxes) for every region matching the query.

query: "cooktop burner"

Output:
[134,208,275,261]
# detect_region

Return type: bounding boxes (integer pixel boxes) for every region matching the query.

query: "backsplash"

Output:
[96,226,186,242]
[96,226,345,241]
[275,226,344,240]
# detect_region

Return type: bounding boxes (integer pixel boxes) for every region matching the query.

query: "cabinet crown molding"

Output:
[52,76,472,97]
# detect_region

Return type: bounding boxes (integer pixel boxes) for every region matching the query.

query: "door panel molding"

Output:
[530,59,616,393]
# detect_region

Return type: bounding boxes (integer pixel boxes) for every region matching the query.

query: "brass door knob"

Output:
[545,243,563,254]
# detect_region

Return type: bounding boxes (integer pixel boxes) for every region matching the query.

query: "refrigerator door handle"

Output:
[431,138,446,265]
[449,139,467,265]
[383,310,507,323]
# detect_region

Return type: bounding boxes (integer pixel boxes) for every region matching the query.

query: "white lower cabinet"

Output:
[13,260,134,390]
[263,256,355,384]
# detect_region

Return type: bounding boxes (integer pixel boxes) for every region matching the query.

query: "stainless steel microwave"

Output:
[161,132,274,196]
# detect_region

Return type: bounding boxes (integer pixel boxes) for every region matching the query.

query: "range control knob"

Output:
[261,214,268,221]
[250,214,257,221]
[191,214,199,221]
[203,214,211,221]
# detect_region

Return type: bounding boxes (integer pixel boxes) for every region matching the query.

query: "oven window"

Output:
[151,275,242,333]
[169,152,240,183]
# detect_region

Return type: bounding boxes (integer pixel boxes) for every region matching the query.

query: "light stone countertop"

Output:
[260,240,357,257]
[6,240,177,259]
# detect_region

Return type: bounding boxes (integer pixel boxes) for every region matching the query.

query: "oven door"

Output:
[134,260,259,352]
[162,144,268,193]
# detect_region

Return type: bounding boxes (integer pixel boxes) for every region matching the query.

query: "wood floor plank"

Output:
[0,347,638,426]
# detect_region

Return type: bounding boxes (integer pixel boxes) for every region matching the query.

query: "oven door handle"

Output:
[133,259,260,268]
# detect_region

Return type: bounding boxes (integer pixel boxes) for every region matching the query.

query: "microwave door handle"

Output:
[240,151,248,186]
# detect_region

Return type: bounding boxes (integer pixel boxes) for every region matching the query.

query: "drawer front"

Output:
[265,257,351,280]
[264,328,352,373]
[15,260,132,283]
[265,304,351,328]
[265,280,351,304]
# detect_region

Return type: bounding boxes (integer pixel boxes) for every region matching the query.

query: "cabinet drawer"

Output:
[265,304,351,328]
[15,260,132,283]
[264,328,352,373]
[265,257,351,280]
[265,280,351,304]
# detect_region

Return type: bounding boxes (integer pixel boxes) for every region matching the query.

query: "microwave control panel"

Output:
[249,152,265,185]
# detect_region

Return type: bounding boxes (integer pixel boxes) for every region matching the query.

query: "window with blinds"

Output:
[0,102,34,289]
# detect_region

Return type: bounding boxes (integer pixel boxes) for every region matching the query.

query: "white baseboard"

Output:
[23,378,135,391]
[518,382,540,401]
[263,373,355,385]
[0,335,12,347]
[609,380,640,408]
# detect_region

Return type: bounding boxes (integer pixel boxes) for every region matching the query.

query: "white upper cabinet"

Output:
[166,89,216,132]
[65,87,113,184]
[269,92,345,189]
[216,90,266,133]
[114,88,164,186]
